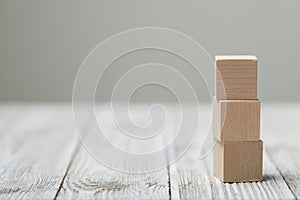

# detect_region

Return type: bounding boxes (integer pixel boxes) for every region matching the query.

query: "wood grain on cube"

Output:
[214,140,263,183]
[216,55,257,100]
[213,97,260,142]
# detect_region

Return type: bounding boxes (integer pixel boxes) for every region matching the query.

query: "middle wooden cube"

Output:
[213,97,260,142]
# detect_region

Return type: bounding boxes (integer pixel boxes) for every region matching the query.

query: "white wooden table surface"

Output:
[0,103,299,199]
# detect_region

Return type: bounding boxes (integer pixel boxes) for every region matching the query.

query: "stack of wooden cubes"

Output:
[213,55,263,182]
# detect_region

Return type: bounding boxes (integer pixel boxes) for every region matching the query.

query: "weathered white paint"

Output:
[0,104,299,199]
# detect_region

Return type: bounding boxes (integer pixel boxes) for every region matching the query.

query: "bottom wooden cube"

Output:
[214,140,263,182]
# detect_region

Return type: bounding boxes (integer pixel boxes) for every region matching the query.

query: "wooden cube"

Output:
[214,140,263,182]
[213,97,260,142]
[216,55,257,100]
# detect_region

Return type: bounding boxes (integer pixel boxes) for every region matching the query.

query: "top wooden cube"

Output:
[216,55,257,100]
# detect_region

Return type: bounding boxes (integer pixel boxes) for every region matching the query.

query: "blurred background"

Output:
[1,0,299,102]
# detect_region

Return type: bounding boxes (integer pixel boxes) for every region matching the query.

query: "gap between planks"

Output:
[53,139,82,200]
[54,107,93,200]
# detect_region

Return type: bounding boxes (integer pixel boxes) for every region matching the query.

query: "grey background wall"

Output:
[1,0,299,102]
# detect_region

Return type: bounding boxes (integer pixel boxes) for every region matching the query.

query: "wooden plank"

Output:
[261,104,300,198]
[0,105,80,199]
[267,149,300,198]
[168,112,215,200]
[56,104,171,199]
[0,104,19,137]
[0,104,17,121]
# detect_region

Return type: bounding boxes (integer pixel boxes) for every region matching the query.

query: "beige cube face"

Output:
[213,98,260,142]
[215,55,257,100]
[214,140,263,182]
